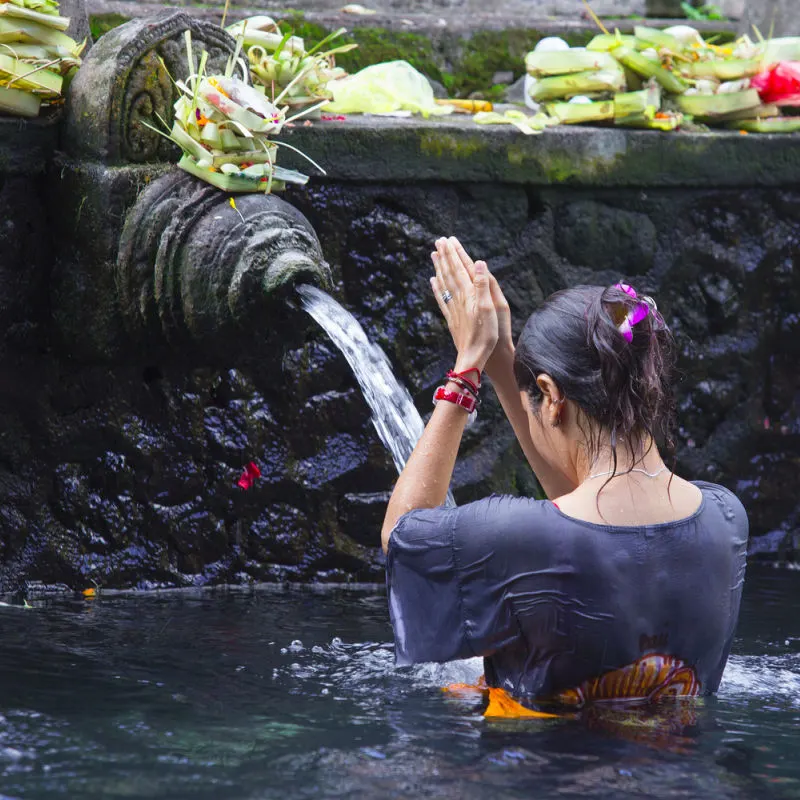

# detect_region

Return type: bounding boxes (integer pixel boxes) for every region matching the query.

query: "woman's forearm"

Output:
[487,346,577,500]
[382,238,499,551]
[381,396,467,552]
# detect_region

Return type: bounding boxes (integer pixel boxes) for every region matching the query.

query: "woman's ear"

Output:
[536,374,564,427]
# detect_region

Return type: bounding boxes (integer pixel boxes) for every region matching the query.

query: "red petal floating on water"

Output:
[237,461,261,490]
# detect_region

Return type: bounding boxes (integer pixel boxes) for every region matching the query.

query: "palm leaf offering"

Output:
[0,0,84,118]
[148,30,325,194]
[524,25,800,132]
[226,16,357,111]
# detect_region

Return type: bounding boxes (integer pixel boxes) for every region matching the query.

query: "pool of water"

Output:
[0,565,797,799]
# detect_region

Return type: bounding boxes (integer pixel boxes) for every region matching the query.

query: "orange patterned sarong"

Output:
[444,654,700,719]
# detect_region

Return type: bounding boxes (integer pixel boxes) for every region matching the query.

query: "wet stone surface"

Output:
[1,179,799,589]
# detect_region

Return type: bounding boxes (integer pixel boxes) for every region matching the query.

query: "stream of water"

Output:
[297,284,455,505]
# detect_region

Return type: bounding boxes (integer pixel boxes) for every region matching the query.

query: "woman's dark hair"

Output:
[513,284,676,473]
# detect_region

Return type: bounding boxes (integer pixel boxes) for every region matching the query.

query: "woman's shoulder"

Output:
[692,480,747,515]
[455,494,560,532]
[692,480,749,539]
[449,494,567,557]
[389,494,557,553]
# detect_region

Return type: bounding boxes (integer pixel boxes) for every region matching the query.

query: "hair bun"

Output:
[513,284,676,472]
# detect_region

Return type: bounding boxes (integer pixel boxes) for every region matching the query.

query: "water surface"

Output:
[0,566,797,799]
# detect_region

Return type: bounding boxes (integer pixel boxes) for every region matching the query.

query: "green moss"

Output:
[274,19,443,82]
[245,20,596,98]
[507,145,526,167]
[277,14,328,46]
[336,28,445,85]
[419,132,483,160]
[89,13,129,41]
[538,149,625,184]
[447,28,592,98]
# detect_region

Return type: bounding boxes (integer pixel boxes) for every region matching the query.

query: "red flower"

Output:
[752,62,800,106]
[237,461,261,490]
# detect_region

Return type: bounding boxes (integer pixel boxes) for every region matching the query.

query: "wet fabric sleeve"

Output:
[386,498,531,666]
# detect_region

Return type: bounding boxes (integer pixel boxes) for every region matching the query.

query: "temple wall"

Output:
[1,4,799,591]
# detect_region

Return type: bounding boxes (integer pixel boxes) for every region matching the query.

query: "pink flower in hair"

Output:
[614,283,650,343]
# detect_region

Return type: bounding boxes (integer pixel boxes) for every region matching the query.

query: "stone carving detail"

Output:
[115,21,235,163]
[117,171,331,350]
[66,12,238,164]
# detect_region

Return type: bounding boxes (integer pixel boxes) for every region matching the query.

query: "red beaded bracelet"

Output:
[432,385,478,426]
[446,369,481,394]
[446,375,481,404]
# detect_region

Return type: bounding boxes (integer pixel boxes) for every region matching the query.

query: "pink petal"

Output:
[237,461,261,490]
[614,282,637,299]
[629,301,649,326]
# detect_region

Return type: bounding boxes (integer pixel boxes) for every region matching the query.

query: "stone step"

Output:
[269,112,800,189]
[84,0,800,39]
[86,2,739,98]
[87,0,744,20]
[88,0,741,32]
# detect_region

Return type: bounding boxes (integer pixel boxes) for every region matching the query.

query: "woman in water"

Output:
[381,237,748,710]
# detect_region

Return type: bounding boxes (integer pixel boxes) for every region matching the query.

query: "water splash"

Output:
[272,636,483,699]
[719,654,800,707]
[298,285,454,506]
[274,633,800,710]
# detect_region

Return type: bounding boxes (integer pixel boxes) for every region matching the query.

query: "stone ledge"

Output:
[276,113,800,188]
[88,1,739,37]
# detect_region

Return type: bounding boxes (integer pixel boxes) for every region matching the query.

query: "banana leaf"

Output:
[612,45,688,94]
[616,112,684,130]
[683,59,760,81]
[614,86,661,118]
[9,0,60,15]
[0,17,80,53]
[546,99,615,124]
[0,82,39,116]
[710,103,780,123]
[178,154,286,193]
[587,33,637,52]
[0,3,70,31]
[724,117,800,133]
[759,37,800,66]
[0,52,62,95]
[633,26,683,53]
[530,68,626,103]
[675,89,761,119]
[525,49,617,77]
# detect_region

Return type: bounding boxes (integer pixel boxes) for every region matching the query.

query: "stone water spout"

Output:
[53,11,329,360]
[116,170,328,352]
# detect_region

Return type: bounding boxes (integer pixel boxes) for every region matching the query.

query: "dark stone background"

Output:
[1,171,799,590]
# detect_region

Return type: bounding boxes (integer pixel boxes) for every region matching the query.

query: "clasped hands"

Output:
[430,237,513,377]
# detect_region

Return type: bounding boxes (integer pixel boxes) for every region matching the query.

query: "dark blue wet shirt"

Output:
[386,481,748,703]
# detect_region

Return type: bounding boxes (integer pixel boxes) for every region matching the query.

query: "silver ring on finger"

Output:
[441,290,453,304]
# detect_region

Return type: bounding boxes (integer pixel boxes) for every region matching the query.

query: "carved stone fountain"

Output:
[52,11,330,362]
[0,6,358,591]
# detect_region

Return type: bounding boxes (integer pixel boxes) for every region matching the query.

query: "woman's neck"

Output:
[577,439,666,484]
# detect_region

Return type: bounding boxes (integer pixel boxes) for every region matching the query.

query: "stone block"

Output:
[554,200,657,274]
